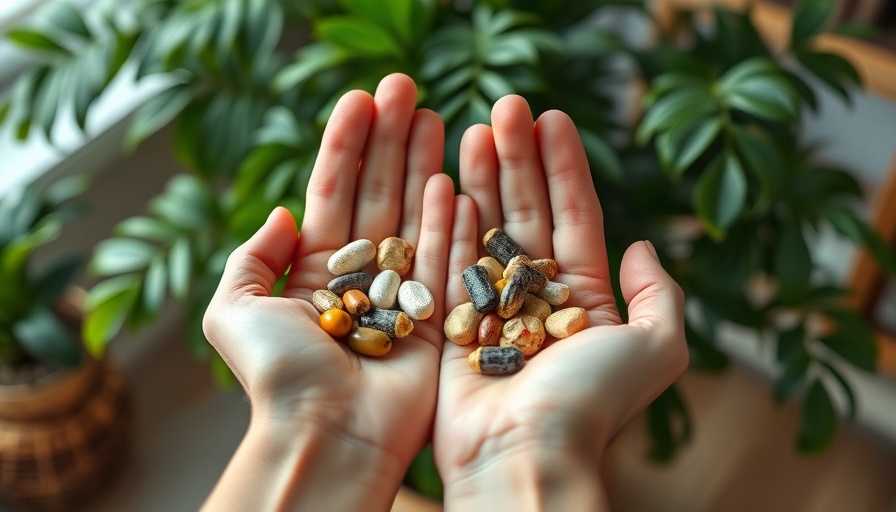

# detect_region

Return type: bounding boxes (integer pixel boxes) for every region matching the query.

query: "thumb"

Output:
[619,241,686,348]
[216,207,299,301]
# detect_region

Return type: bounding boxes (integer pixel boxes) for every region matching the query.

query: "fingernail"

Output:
[644,240,659,259]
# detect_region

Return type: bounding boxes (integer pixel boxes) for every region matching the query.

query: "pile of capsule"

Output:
[313,237,434,357]
[444,228,588,375]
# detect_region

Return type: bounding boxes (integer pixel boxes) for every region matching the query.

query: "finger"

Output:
[491,95,553,257]
[446,194,479,311]
[620,241,688,374]
[352,73,418,242]
[299,90,374,255]
[535,110,619,322]
[213,207,298,304]
[459,124,502,245]
[400,109,445,246]
[408,174,455,348]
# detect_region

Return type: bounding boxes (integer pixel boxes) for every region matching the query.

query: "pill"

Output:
[369,269,401,309]
[545,307,588,339]
[477,256,505,284]
[359,308,414,338]
[478,313,504,346]
[502,255,533,280]
[483,228,525,266]
[463,265,499,313]
[328,272,373,296]
[444,302,484,346]
[499,315,545,356]
[377,237,415,276]
[468,346,524,375]
[537,280,570,306]
[503,256,547,293]
[531,258,558,279]
[496,270,530,319]
[328,239,376,276]
[519,294,552,323]
[319,309,353,338]
[312,289,344,313]
[348,327,392,357]
[342,290,371,317]
[398,280,434,320]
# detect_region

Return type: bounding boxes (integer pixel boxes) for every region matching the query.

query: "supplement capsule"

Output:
[537,280,570,306]
[319,309,353,338]
[531,258,558,280]
[463,265,499,313]
[328,239,376,276]
[468,346,524,375]
[477,256,505,284]
[499,315,545,356]
[369,269,401,309]
[444,303,484,346]
[519,294,552,323]
[359,308,414,338]
[496,270,530,319]
[312,290,344,314]
[328,272,373,296]
[545,307,588,339]
[348,327,392,357]
[478,314,504,346]
[377,237,415,276]
[342,290,371,317]
[483,228,526,266]
[398,280,435,320]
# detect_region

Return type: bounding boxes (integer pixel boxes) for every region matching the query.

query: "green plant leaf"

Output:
[7,29,69,54]
[731,126,782,211]
[774,340,809,403]
[46,1,92,39]
[636,89,717,145]
[216,0,243,61]
[685,322,729,372]
[142,255,167,316]
[791,0,836,49]
[125,82,193,151]
[818,359,857,420]
[90,238,157,276]
[33,254,82,307]
[693,154,747,238]
[405,444,443,499]
[314,16,403,58]
[274,44,347,91]
[796,51,859,103]
[343,0,413,43]
[83,279,138,357]
[722,76,798,121]
[717,57,781,89]
[647,385,691,461]
[817,309,877,372]
[579,129,623,183]
[797,379,837,453]
[823,202,896,273]
[14,307,81,367]
[477,70,514,102]
[115,217,181,242]
[169,237,192,300]
[773,215,812,302]
[211,353,238,388]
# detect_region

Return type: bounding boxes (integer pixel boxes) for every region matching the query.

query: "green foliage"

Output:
[0,178,87,368]
[2,0,892,481]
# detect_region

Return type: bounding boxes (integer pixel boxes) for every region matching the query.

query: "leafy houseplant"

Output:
[2,0,894,496]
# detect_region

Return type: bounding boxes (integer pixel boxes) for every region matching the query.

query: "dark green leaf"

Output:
[14,307,81,367]
[731,126,782,210]
[797,379,837,453]
[831,21,878,38]
[579,129,623,183]
[685,322,729,371]
[722,77,798,121]
[774,342,809,403]
[693,154,747,238]
[90,238,157,276]
[217,0,243,61]
[819,359,857,419]
[717,57,781,89]
[126,82,193,151]
[796,51,859,103]
[46,2,92,38]
[274,44,347,91]
[405,444,443,499]
[343,0,413,43]
[7,29,69,54]
[33,254,82,307]
[818,308,877,371]
[314,17,403,58]
[636,89,718,145]
[647,385,691,462]
[791,0,836,49]
[774,215,812,302]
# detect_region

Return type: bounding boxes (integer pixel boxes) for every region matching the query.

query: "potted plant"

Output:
[0,179,128,511]
[1,0,892,502]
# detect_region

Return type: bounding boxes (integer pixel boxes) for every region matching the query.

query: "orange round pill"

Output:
[319,309,353,338]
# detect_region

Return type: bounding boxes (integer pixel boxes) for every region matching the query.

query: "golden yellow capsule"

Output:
[348,327,393,356]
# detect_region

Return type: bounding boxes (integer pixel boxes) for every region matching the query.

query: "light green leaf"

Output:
[694,154,747,238]
[142,255,167,316]
[797,380,837,453]
[83,282,138,357]
[169,237,192,300]
[636,89,718,145]
[46,2,91,38]
[314,16,403,58]
[343,0,413,43]
[717,57,781,90]
[477,71,514,102]
[115,217,181,242]
[7,29,69,54]
[126,82,193,151]
[274,44,347,91]
[90,238,157,276]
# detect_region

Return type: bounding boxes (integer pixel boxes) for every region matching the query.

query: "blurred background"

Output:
[1,0,896,510]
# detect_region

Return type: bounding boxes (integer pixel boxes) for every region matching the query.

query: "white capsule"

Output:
[537,280,570,306]
[369,270,401,309]
[398,280,434,320]
[327,239,376,276]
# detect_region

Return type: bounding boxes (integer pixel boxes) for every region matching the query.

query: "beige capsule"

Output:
[444,302,484,346]
[312,290,344,313]
[537,280,570,306]
[328,239,376,276]
[518,294,552,323]
[377,237,415,276]
[478,313,504,346]
[477,256,505,284]
[545,307,588,339]
[398,280,435,320]
[531,258,558,279]
[499,315,545,357]
[348,327,392,357]
[342,290,371,317]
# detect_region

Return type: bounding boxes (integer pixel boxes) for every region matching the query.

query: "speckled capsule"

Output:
[369,269,401,309]
[477,256,505,284]
[537,280,570,306]
[377,237,415,276]
[531,258,558,280]
[463,265,499,313]
[483,228,526,266]
[499,315,545,356]
[328,239,376,276]
[545,307,588,339]
[359,308,414,338]
[468,346,524,375]
[502,255,533,280]
[397,280,434,320]
[312,290,344,313]
[342,290,371,317]
[328,272,373,296]
[519,294,552,323]
[444,302,484,346]
[348,327,392,357]
[496,270,530,319]
[478,314,504,346]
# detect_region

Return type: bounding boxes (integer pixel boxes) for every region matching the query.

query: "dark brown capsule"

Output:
[496,270,530,319]
[328,272,373,296]
[462,265,499,313]
[478,314,504,346]
[483,228,525,266]
[359,308,414,338]
[468,346,525,375]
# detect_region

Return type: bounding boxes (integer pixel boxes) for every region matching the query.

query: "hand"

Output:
[202,73,454,511]
[434,96,688,510]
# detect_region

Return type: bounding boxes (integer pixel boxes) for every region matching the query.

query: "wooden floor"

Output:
[603,367,896,512]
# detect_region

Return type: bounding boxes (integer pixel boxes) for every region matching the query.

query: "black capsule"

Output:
[463,265,499,313]
[483,228,525,266]
[469,346,524,375]
[328,272,373,296]
[359,308,414,338]
[497,270,530,319]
